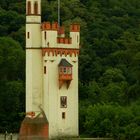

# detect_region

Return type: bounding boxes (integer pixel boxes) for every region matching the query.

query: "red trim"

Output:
[57,37,72,44]
[70,24,80,32]
[42,48,79,57]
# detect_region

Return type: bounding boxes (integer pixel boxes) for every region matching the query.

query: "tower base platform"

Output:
[19,112,49,140]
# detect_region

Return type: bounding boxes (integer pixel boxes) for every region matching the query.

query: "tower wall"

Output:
[42,30,58,48]
[43,53,79,138]
[26,24,41,47]
[26,0,43,113]
[26,49,43,113]
[41,23,80,137]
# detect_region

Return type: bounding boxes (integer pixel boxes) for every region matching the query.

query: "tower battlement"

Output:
[57,37,72,44]
[41,21,80,48]
[41,22,80,32]
[41,22,58,31]
[70,24,80,32]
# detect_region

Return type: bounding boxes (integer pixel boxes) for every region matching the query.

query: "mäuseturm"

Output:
[19,0,80,139]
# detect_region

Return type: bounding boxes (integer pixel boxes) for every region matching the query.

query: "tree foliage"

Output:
[0,0,140,138]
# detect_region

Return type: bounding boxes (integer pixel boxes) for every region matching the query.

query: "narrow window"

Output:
[67,67,72,74]
[34,1,38,14]
[62,112,66,119]
[44,31,47,40]
[27,1,31,14]
[44,66,46,74]
[63,67,67,74]
[59,67,63,74]
[60,96,67,108]
[27,32,30,39]
[77,35,79,43]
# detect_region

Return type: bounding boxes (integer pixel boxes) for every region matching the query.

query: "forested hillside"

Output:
[0,0,140,139]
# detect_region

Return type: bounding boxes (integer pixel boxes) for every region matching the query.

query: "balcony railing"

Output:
[59,74,72,81]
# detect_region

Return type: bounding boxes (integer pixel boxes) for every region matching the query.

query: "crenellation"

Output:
[70,24,80,32]
[57,37,72,44]
[58,26,65,35]
[41,22,80,48]
[41,22,52,30]
[52,22,58,30]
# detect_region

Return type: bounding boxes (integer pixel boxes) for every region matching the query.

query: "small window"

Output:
[60,96,67,108]
[27,32,30,39]
[34,1,38,14]
[27,1,31,14]
[62,112,66,119]
[63,67,67,74]
[44,66,46,74]
[44,31,47,40]
[67,67,72,74]
[59,67,63,74]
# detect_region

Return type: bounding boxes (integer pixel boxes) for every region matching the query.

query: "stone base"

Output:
[19,117,49,140]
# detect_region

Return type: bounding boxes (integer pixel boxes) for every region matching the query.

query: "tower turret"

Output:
[26,0,41,48]
[26,0,43,113]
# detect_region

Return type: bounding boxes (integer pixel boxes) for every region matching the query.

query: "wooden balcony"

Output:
[59,74,72,81]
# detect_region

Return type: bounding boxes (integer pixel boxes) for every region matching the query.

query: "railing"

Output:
[59,74,72,80]
[0,132,18,140]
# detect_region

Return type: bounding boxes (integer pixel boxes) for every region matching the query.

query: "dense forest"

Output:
[0,0,140,139]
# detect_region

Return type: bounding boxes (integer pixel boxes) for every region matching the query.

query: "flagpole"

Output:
[58,0,60,28]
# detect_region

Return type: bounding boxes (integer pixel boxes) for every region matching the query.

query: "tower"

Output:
[26,0,43,113]
[20,0,80,139]
[41,22,80,138]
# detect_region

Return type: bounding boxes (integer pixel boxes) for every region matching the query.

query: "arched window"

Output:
[27,1,31,14]
[34,1,38,15]
[60,96,67,108]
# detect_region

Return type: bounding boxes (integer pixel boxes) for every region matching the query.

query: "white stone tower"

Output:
[26,0,43,114]
[25,0,80,138]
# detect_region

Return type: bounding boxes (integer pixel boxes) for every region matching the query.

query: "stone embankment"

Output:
[0,134,113,140]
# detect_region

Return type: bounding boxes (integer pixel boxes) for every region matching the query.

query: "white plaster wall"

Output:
[56,44,72,49]
[26,24,41,48]
[26,49,43,113]
[26,50,33,112]
[41,32,80,49]
[42,31,46,47]
[41,31,57,48]
[43,53,79,138]
[26,16,41,23]
[70,32,80,49]
[26,9,42,114]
